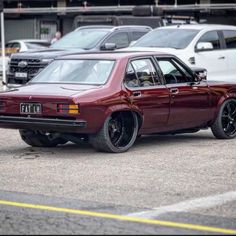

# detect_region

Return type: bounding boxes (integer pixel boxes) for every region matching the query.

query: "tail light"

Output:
[57,104,80,114]
[0,101,6,112]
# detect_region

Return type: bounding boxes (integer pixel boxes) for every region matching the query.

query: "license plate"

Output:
[20,103,42,114]
[15,72,27,78]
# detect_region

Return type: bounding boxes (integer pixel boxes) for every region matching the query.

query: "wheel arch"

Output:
[214,93,236,121]
[104,105,143,130]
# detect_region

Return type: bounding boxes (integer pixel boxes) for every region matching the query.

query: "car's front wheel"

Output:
[19,130,67,147]
[211,99,236,139]
[89,112,139,153]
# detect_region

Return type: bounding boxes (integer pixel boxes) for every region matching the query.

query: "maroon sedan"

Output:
[0,51,236,153]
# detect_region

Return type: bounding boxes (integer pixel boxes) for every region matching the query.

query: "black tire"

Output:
[19,130,67,147]
[211,99,236,139]
[89,112,139,153]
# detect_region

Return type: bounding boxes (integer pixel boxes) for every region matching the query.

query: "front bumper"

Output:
[0,115,87,132]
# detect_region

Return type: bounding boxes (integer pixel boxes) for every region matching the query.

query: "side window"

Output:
[11,42,21,51]
[125,63,140,88]
[197,31,220,50]
[223,30,236,49]
[105,32,129,49]
[124,58,161,88]
[132,31,147,41]
[157,60,188,84]
[172,59,194,82]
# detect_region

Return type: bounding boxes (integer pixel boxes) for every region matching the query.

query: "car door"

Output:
[156,57,211,129]
[194,30,227,81]
[123,57,170,133]
[221,30,236,82]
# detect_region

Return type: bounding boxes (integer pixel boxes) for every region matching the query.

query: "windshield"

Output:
[133,29,200,49]
[50,28,111,50]
[32,59,115,85]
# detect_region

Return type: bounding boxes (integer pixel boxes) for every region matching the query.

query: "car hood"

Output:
[11,48,86,60]
[1,83,101,98]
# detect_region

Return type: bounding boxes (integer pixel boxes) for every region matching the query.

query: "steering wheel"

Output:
[164,74,178,84]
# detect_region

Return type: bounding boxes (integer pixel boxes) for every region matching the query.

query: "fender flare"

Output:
[104,104,144,129]
[214,93,236,121]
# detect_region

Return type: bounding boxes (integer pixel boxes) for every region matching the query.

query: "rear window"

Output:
[223,30,236,49]
[32,59,115,85]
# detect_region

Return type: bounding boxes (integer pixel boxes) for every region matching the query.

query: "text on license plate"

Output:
[15,72,27,78]
[20,103,42,114]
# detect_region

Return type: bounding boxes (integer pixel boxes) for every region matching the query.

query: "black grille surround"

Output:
[7,58,49,85]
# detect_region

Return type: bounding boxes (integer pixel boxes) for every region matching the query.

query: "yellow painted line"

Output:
[0,200,236,234]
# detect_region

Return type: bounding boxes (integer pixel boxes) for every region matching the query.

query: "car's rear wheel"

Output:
[89,112,139,153]
[211,99,236,139]
[19,130,67,147]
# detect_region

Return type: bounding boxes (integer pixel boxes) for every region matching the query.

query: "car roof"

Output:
[157,24,236,31]
[75,25,152,31]
[8,39,50,43]
[58,51,172,60]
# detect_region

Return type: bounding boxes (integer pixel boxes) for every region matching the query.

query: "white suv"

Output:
[128,24,236,82]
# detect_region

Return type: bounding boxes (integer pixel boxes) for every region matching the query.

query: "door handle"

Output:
[170,88,179,94]
[132,91,141,97]
[218,56,225,60]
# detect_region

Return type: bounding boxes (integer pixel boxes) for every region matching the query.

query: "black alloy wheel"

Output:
[211,99,236,139]
[19,130,67,147]
[89,112,139,153]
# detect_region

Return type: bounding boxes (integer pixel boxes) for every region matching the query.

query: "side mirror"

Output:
[195,42,213,52]
[101,43,117,51]
[192,67,207,82]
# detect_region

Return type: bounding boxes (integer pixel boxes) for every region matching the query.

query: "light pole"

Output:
[0,0,6,89]
[175,0,177,7]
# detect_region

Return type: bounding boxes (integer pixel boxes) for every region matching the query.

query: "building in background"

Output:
[1,0,236,42]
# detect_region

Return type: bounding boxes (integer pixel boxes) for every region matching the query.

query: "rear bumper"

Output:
[0,115,87,132]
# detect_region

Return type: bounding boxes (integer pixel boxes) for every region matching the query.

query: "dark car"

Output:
[5,25,151,88]
[0,51,236,153]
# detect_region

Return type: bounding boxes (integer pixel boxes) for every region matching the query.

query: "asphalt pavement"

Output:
[0,81,235,234]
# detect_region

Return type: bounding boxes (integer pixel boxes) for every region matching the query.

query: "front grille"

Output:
[8,58,48,85]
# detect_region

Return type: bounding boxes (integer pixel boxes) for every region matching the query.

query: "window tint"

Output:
[106,32,129,49]
[124,58,161,88]
[223,30,236,49]
[172,59,194,82]
[132,31,147,41]
[198,31,220,50]
[11,43,21,49]
[32,60,115,85]
[157,60,189,84]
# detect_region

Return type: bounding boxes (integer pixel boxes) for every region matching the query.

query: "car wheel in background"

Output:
[89,111,138,153]
[19,130,67,147]
[211,99,236,139]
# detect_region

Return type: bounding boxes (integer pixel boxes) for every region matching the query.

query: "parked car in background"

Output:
[126,24,236,82]
[0,51,236,153]
[0,39,50,76]
[5,25,152,88]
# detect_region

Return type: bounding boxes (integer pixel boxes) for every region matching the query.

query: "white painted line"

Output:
[127,191,236,219]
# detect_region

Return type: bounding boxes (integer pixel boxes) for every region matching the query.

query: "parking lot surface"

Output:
[0,125,235,234]
[0,81,235,234]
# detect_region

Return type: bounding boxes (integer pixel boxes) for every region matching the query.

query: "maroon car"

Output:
[0,51,236,153]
